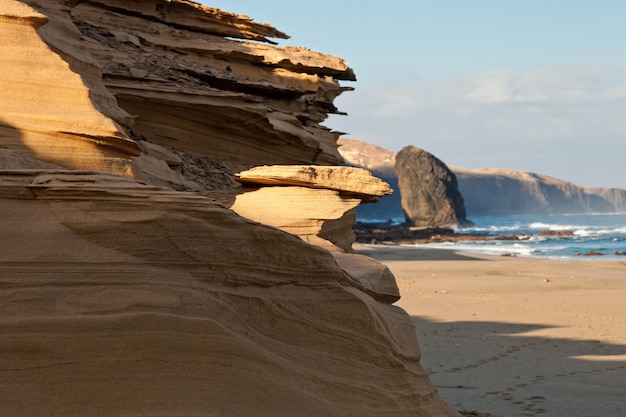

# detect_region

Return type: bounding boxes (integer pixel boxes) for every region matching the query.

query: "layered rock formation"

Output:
[233,165,392,251]
[0,170,454,417]
[1,0,355,182]
[339,138,403,221]
[70,0,354,172]
[0,0,140,177]
[339,138,626,219]
[0,2,460,416]
[395,146,471,228]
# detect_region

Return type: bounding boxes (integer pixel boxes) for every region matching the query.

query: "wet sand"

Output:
[355,243,626,417]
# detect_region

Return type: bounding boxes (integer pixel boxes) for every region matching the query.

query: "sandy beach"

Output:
[355,243,626,417]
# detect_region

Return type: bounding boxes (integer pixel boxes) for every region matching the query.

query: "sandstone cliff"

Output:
[0,170,452,417]
[233,165,392,252]
[2,0,355,184]
[339,139,626,218]
[395,146,471,228]
[0,1,459,416]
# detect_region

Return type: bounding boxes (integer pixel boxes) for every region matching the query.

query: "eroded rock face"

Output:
[0,2,460,416]
[235,165,392,199]
[66,0,354,170]
[0,171,456,417]
[2,0,355,180]
[395,146,471,228]
[233,165,392,251]
[0,0,140,177]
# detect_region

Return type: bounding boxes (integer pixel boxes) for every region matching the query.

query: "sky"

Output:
[203,1,626,189]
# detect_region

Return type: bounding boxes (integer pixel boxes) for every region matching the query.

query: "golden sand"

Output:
[356,244,626,417]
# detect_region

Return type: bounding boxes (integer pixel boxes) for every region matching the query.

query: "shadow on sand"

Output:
[411,316,626,417]
[354,244,482,261]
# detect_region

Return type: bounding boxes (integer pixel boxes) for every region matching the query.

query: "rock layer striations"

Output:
[0,170,454,417]
[68,0,355,170]
[0,0,140,177]
[233,165,392,251]
[0,2,460,417]
[2,0,355,180]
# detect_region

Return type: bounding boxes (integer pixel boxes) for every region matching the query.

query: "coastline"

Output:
[353,212,626,260]
[355,243,626,417]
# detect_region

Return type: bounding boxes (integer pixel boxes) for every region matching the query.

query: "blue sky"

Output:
[203,1,626,188]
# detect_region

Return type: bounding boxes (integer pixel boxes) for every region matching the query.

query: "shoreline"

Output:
[355,243,626,417]
[356,240,626,261]
[353,212,626,260]
[354,243,505,262]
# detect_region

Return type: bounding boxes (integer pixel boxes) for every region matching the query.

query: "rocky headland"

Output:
[454,167,626,216]
[0,1,461,416]
[339,138,626,218]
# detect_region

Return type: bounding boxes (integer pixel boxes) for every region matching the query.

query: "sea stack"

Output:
[395,145,472,228]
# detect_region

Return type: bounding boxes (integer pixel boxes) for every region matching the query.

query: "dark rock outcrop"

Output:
[395,145,471,228]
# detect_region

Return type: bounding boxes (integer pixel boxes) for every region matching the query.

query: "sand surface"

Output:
[355,244,626,417]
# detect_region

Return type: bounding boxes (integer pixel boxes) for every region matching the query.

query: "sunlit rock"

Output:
[233,165,392,251]
[0,0,140,177]
[0,170,456,417]
[0,2,460,416]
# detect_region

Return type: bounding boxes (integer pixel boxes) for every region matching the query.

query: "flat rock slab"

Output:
[236,165,393,198]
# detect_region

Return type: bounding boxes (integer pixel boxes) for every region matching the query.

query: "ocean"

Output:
[410,213,626,260]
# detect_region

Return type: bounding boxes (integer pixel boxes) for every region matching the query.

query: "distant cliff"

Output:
[339,139,626,218]
[454,168,626,216]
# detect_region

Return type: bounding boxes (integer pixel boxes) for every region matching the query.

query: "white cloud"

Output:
[328,64,626,187]
[367,64,626,116]
[347,64,626,142]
